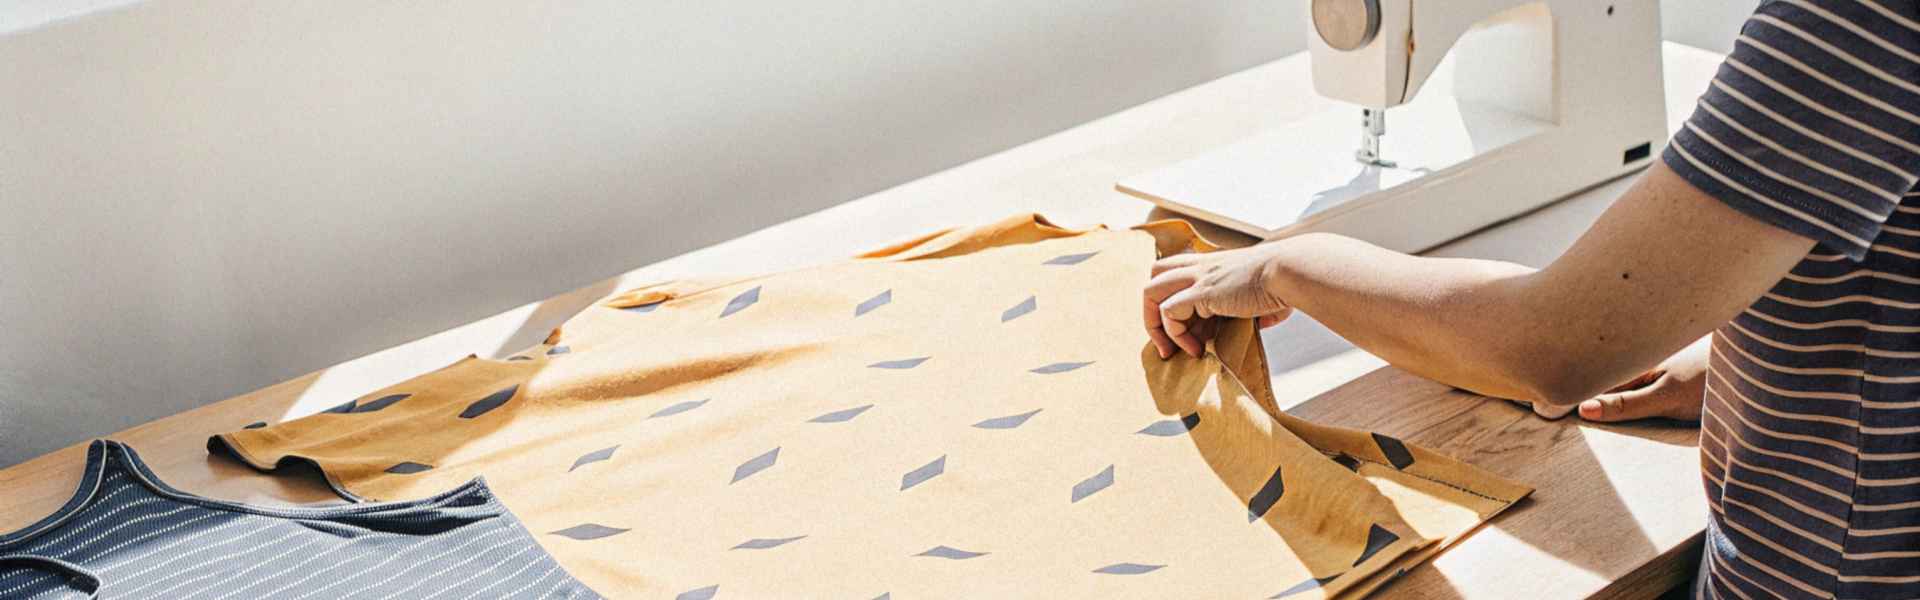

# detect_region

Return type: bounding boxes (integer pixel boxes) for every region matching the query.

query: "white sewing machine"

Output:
[1118,0,1668,252]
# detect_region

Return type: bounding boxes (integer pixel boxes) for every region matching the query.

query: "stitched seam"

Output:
[1317,450,1514,504]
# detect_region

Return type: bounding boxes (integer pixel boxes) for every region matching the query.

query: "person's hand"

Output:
[1143,245,1295,359]
[1536,335,1709,421]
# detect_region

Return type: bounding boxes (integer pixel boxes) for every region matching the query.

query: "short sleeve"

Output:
[1662,0,1920,260]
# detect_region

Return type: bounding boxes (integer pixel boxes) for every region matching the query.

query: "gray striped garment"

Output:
[0,440,599,599]
[1661,1,1920,598]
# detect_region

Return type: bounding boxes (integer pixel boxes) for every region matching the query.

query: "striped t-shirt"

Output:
[0,440,600,599]
[1660,1,1920,598]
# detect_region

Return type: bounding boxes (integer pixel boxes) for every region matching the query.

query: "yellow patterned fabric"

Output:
[213,214,1530,599]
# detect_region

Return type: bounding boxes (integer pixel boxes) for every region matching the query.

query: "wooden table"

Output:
[0,44,1726,598]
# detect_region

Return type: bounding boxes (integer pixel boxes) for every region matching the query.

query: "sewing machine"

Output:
[1118,0,1667,252]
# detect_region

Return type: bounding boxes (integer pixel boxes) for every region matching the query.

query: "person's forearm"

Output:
[1261,233,1637,406]
[1146,164,1811,409]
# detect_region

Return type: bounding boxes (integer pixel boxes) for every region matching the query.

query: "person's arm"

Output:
[1144,161,1813,413]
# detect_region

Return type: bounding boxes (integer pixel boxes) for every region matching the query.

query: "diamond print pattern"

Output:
[1001,296,1036,322]
[809,404,874,423]
[1043,251,1098,265]
[1247,465,1286,522]
[869,357,930,370]
[1072,465,1114,503]
[352,394,411,413]
[732,535,807,550]
[458,385,517,419]
[720,286,761,318]
[550,524,629,540]
[901,455,946,491]
[1353,524,1399,566]
[569,446,618,472]
[856,289,892,317]
[972,409,1041,430]
[1136,413,1201,436]
[1093,563,1164,575]
[1030,361,1093,374]
[1271,575,1340,598]
[732,447,780,484]
[916,545,986,560]
[650,399,710,419]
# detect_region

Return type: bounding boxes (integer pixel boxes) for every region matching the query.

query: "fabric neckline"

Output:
[0,440,496,550]
[0,555,101,599]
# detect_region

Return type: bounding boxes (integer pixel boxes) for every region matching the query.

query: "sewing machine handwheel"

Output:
[1311,0,1380,52]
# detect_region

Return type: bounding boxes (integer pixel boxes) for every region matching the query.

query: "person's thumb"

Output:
[1579,382,1666,422]
[1531,400,1576,420]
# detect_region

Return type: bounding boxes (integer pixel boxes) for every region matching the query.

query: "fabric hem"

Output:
[199,437,490,512]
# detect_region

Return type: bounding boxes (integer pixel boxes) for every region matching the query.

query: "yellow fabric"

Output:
[215,214,1529,599]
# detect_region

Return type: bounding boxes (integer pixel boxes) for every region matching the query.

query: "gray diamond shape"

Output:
[649,398,710,419]
[856,289,892,317]
[1030,361,1093,374]
[1043,251,1099,265]
[1001,296,1037,322]
[458,385,518,419]
[384,461,433,475]
[550,524,629,540]
[901,455,946,491]
[973,409,1041,430]
[676,585,718,600]
[353,393,412,413]
[810,404,874,423]
[732,535,807,550]
[732,447,780,484]
[1136,413,1201,437]
[1093,563,1164,575]
[916,545,986,560]
[569,445,619,472]
[1072,464,1114,503]
[546,345,571,356]
[720,286,761,318]
[1247,465,1286,522]
[869,357,930,369]
[1271,575,1340,598]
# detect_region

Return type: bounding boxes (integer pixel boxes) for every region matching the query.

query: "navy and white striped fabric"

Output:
[0,441,599,599]
[1662,1,1920,598]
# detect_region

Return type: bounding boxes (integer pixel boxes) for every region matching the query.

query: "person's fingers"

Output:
[1159,288,1206,357]
[1142,269,1198,360]
[1150,254,1203,276]
[1603,367,1664,394]
[1142,296,1174,359]
[1142,269,1195,304]
[1578,380,1694,422]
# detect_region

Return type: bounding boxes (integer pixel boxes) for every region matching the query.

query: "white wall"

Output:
[1664,1,1763,55]
[0,0,1758,466]
[0,0,1302,465]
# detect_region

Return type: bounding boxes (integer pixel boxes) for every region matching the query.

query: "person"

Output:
[1142,1,1919,597]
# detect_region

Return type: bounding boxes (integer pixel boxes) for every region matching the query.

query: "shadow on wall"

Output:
[0,0,1303,466]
